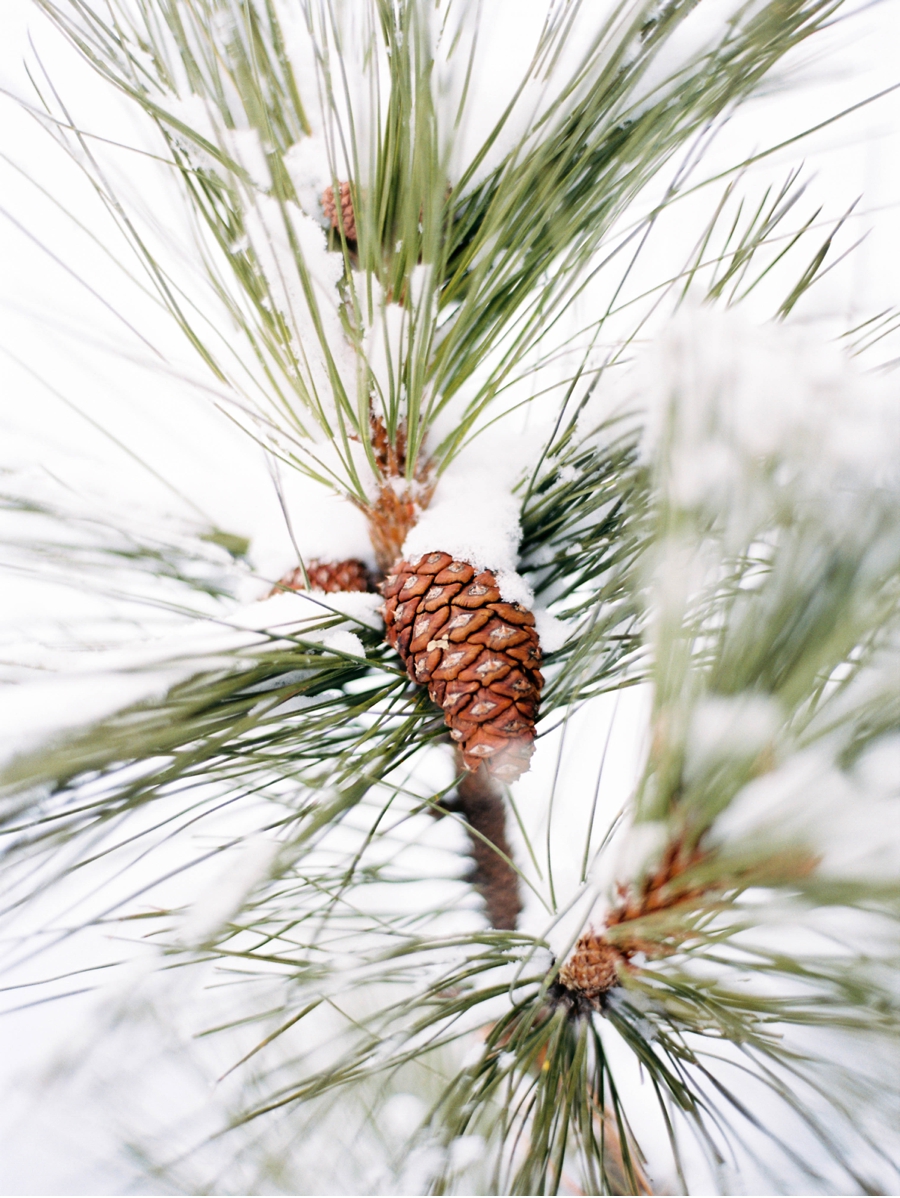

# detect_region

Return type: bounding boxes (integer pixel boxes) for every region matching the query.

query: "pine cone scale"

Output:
[435,562,474,585]
[445,608,491,639]
[458,652,511,684]
[467,692,513,721]
[488,601,535,626]
[382,552,543,781]
[418,551,454,575]
[381,573,404,598]
[428,644,477,680]
[440,681,478,709]
[470,619,530,650]
[399,573,433,598]
[269,558,374,596]
[410,608,450,651]
[489,670,534,698]
[454,577,503,608]
[422,583,462,610]
[322,181,357,241]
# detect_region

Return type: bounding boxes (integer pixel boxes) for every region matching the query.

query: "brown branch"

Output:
[454,760,522,931]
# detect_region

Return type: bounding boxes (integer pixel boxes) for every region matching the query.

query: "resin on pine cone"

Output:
[322,182,356,241]
[270,558,374,596]
[381,552,542,782]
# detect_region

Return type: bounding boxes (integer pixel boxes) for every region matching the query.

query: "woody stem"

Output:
[455,758,522,931]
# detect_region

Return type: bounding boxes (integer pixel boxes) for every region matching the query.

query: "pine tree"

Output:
[1,0,898,1193]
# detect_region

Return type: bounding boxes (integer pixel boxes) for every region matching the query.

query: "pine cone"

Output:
[381,552,543,782]
[556,931,624,1008]
[322,182,356,241]
[270,558,374,596]
[554,839,720,1011]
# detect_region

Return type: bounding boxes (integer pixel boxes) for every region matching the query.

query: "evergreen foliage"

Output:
[1,1,897,1192]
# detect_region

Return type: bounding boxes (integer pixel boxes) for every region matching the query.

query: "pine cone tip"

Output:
[555,931,624,1010]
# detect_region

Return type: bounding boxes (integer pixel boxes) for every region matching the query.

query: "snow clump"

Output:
[712,737,900,880]
[635,305,899,526]
[181,836,281,945]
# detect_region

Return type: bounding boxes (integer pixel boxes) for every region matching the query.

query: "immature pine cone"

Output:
[270,558,373,596]
[556,931,624,1009]
[554,838,714,1010]
[381,552,543,782]
[322,182,356,241]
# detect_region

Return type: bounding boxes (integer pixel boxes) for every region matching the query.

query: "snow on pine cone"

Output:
[381,552,543,782]
[270,558,374,595]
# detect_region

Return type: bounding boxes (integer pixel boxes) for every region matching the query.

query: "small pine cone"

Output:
[322,182,356,241]
[270,558,374,596]
[381,552,543,782]
[557,931,624,1008]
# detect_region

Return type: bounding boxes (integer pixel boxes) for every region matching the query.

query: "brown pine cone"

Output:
[556,931,624,1008]
[554,839,719,1011]
[322,181,356,241]
[381,552,543,782]
[269,558,374,596]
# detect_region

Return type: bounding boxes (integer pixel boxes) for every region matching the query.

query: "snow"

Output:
[222,126,272,190]
[181,835,281,944]
[713,739,900,881]
[685,694,781,776]
[401,422,538,601]
[241,193,362,433]
[447,1134,485,1172]
[854,734,900,795]
[320,628,366,658]
[0,591,380,768]
[162,93,222,171]
[315,590,384,629]
[380,1091,426,1139]
[0,670,186,769]
[361,275,408,416]
[532,607,571,653]
[284,136,334,225]
[609,820,669,885]
[633,306,900,522]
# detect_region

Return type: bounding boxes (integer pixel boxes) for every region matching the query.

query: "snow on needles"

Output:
[181,835,281,945]
[621,307,900,883]
[242,194,360,426]
[712,737,900,882]
[0,592,379,770]
[635,305,899,526]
